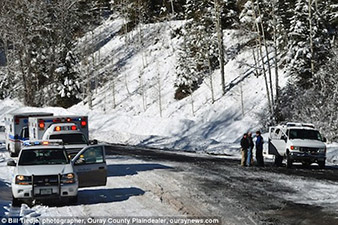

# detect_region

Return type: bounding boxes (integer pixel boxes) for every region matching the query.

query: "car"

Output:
[268,122,327,168]
[7,140,107,206]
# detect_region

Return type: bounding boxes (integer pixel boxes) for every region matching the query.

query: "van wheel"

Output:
[318,161,325,169]
[286,153,293,169]
[274,155,283,167]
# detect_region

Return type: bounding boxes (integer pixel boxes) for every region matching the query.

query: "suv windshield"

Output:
[289,129,322,141]
[19,149,69,165]
[50,133,87,145]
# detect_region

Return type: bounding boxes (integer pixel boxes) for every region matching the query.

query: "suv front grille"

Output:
[33,175,59,187]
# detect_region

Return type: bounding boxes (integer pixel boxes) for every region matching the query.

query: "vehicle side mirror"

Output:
[281,135,287,142]
[322,137,327,143]
[7,160,16,167]
[74,155,85,165]
[89,139,98,145]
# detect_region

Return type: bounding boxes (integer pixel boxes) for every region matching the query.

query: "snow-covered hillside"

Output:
[69,16,284,154]
[1,15,338,162]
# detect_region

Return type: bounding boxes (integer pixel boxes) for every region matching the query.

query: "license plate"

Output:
[40,189,52,195]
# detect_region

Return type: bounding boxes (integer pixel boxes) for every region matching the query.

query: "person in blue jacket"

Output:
[247,132,254,166]
[255,130,264,167]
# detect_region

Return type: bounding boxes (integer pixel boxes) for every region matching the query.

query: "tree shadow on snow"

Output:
[78,187,145,205]
[107,163,172,177]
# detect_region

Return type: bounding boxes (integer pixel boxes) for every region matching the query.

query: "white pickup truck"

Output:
[7,140,107,206]
[268,122,327,168]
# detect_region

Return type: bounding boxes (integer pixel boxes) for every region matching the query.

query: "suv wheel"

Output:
[318,161,325,169]
[69,195,78,205]
[12,196,22,207]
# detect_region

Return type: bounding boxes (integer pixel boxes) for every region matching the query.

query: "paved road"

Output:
[2,144,338,224]
[106,144,338,225]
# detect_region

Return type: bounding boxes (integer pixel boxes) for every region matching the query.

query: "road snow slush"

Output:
[1,144,338,225]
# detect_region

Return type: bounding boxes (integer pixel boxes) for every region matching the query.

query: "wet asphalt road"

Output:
[105,144,338,225]
[1,144,338,224]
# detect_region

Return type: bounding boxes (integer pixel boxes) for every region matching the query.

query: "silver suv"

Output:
[7,140,107,206]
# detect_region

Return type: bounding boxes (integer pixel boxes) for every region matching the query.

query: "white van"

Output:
[4,112,53,156]
[268,122,327,168]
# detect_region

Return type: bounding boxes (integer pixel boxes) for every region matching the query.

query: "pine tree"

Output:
[285,0,330,88]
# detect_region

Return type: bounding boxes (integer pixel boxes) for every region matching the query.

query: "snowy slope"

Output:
[0,15,336,159]
[68,16,286,155]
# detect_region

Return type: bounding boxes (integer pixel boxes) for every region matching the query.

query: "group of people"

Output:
[240,131,264,167]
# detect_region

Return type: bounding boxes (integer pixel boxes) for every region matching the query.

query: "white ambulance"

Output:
[29,116,89,140]
[4,112,54,157]
[29,116,91,157]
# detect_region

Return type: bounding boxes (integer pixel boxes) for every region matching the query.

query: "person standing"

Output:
[240,133,249,167]
[247,132,254,166]
[255,130,264,167]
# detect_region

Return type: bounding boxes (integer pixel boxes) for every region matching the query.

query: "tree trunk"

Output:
[214,0,226,95]
[308,0,315,75]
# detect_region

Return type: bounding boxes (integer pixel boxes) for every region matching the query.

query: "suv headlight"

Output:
[15,175,32,185]
[290,146,300,151]
[61,173,76,184]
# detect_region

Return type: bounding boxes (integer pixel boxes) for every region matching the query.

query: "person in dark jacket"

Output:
[247,132,254,166]
[255,130,264,167]
[240,133,249,166]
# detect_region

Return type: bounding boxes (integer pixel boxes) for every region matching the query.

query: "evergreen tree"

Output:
[285,0,330,88]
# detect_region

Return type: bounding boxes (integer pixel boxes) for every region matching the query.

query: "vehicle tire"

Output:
[68,195,78,205]
[274,155,283,167]
[318,161,325,169]
[12,196,22,207]
[286,153,293,169]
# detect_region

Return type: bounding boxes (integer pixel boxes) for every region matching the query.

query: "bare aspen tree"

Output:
[156,63,163,117]
[251,2,273,115]
[124,73,131,95]
[272,0,279,107]
[208,57,215,104]
[257,2,274,104]
[139,69,146,112]
[87,59,93,110]
[170,0,175,16]
[190,89,195,117]
[308,0,315,75]
[252,46,260,78]
[214,0,226,95]
[240,82,244,117]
